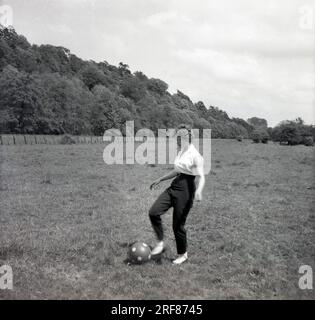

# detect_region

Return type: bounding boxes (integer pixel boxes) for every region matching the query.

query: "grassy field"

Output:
[0,139,314,299]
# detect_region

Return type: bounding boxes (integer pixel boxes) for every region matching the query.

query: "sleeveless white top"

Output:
[174,144,204,176]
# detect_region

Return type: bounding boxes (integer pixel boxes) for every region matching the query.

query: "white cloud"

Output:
[145,11,192,28]
[174,48,262,84]
[48,24,72,35]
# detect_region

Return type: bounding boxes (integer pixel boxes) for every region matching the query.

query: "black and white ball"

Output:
[128,242,151,264]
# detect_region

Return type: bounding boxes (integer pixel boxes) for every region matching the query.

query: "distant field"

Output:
[0,139,314,299]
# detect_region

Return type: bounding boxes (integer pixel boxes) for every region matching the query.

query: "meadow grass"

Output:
[0,139,314,299]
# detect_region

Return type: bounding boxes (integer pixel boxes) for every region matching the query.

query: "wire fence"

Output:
[0,134,106,145]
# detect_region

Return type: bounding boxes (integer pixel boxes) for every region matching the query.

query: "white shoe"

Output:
[172,252,188,265]
[151,241,164,255]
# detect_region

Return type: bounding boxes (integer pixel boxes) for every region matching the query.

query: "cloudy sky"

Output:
[3,0,315,126]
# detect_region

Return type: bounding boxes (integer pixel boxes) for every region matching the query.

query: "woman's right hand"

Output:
[149,170,178,190]
[150,179,161,190]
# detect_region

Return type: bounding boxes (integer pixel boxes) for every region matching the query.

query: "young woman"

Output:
[149,125,205,264]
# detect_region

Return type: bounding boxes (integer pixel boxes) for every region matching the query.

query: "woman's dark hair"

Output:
[175,123,193,143]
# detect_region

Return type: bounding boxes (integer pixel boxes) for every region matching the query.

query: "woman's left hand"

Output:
[194,190,202,201]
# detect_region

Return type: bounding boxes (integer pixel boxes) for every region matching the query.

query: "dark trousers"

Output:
[149,174,196,254]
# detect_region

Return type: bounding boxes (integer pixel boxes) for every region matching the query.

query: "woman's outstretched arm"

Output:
[150,169,179,190]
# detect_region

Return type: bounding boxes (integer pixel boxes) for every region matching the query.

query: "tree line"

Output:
[0,26,313,145]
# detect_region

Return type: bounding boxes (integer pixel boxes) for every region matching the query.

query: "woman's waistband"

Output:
[176,173,196,180]
[171,173,196,190]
